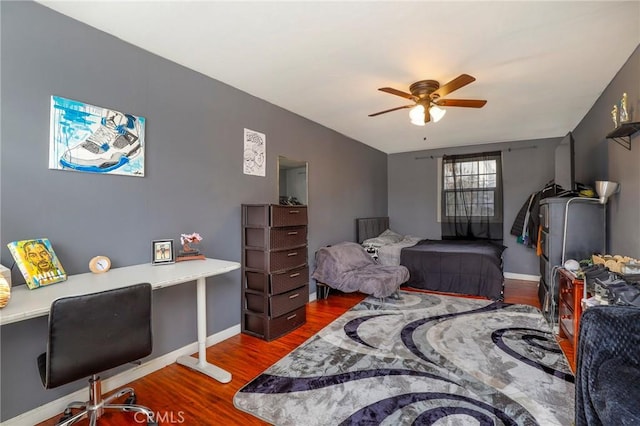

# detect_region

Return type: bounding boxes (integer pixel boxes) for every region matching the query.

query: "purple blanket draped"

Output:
[312,242,409,298]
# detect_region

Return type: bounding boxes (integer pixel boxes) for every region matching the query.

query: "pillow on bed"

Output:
[401,235,423,245]
[362,229,404,247]
[379,229,403,241]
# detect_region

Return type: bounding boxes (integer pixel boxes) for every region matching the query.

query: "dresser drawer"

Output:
[245,285,308,317]
[540,203,549,230]
[245,247,307,272]
[245,226,307,250]
[540,229,549,258]
[560,279,576,311]
[243,305,306,341]
[243,204,308,228]
[559,301,575,341]
[270,205,307,227]
[539,256,549,282]
[270,285,308,317]
[245,266,309,295]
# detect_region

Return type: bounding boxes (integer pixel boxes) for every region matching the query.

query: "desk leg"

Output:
[176,277,232,383]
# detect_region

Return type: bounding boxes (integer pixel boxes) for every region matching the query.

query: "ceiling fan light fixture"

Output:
[409,104,425,126]
[370,74,486,125]
[430,105,446,122]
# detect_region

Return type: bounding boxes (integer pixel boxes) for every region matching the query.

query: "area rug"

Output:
[233,291,575,425]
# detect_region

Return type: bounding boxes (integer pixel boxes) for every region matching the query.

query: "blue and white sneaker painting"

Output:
[49,96,146,177]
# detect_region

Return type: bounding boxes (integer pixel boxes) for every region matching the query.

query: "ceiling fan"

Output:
[369,74,487,125]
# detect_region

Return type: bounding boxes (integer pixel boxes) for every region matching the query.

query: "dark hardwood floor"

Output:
[37,279,573,425]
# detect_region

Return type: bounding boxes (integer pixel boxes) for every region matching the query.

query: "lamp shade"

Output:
[430,105,447,122]
[595,181,619,204]
[409,104,425,126]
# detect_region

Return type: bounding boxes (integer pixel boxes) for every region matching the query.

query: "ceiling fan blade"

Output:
[436,99,487,108]
[378,87,417,101]
[368,105,413,117]
[432,74,476,98]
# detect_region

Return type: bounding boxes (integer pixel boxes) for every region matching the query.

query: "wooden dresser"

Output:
[557,267,587,370]
[241,204,309,341]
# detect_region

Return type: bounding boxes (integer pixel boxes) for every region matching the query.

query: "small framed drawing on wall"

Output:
[152,239,174,265]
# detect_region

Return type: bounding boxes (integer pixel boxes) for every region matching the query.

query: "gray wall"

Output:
[388,45,640,274]
[0,2,387,420]
[572,45,640,256]
[388,138,561,276]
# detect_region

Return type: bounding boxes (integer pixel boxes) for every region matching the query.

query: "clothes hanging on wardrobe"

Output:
[510,191,541,248]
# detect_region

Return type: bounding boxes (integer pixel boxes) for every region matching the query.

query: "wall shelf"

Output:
[606,121,640,150]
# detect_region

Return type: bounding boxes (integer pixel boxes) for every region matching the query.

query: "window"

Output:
[440,151,503,241]
[443,157,500,219]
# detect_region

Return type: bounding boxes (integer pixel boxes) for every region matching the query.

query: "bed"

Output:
[356,217,505,300]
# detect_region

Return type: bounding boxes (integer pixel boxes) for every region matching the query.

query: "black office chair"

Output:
[38,283,157,426]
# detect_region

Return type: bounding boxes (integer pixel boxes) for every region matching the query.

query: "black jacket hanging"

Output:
[510,191,541,247]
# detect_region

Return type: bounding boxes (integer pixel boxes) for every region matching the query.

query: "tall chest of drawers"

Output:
[241,204,309,341]
[538,197,604,324]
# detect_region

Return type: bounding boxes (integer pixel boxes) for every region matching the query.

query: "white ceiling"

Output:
[38,1,640,154]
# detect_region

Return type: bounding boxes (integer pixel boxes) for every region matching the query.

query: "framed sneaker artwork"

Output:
[48,96,146,177]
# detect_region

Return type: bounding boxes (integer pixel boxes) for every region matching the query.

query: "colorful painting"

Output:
[243,128,266,176]
[49,96,145,177]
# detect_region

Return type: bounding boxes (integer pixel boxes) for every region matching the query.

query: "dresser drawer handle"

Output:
[289,293,300,299]
[287,252,298,257]
[289,272,300,278]
[287,231,298,235]
[289,210,300,214]
[287,313,297,320]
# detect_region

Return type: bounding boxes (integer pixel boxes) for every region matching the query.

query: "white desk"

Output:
[0,258,240,383]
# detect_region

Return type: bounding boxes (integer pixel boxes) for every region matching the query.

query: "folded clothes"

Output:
[584,270,613,292]
[577,264,608,279]
[582,263,605,272]
[609,283,640,307]
[572,263,640,306]
[594,277,640,307]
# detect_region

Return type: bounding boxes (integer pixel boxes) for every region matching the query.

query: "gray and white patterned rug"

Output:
[234,291,574,425]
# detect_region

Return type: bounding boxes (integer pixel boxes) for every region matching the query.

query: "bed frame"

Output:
[356,217,390,244]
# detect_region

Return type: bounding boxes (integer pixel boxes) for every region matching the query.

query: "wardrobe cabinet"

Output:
[241,204,309,341]
[538,197,604,324]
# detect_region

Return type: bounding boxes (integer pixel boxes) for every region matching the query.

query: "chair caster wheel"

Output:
[56,409,73,425]
[125,395,137,405]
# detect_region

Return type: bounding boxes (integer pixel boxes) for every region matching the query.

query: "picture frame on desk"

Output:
[152,239,175,265]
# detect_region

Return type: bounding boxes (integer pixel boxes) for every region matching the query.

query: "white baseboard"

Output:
[1,324,241,426]
[504,272,540,282]
[3,291,324,425]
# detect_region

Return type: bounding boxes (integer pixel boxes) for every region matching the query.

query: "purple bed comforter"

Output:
[400,239,505,300]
